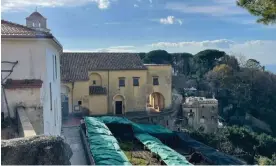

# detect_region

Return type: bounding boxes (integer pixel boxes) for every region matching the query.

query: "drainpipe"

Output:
[107,70,110,114]
[71,81,74,114]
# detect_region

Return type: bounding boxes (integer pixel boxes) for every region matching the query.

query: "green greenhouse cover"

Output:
[136,124,174,135]
[96,116,174,135]
[95,116,192,166]
[84,117,131,165]
[135,133,192,166]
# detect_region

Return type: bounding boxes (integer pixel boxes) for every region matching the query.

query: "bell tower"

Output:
[26,8,50,32]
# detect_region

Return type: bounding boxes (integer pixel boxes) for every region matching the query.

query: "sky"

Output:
[1,0,276,71]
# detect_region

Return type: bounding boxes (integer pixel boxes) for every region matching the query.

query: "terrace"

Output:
[80,116,214,165]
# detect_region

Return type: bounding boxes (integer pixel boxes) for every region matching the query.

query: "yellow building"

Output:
[60,52,172,116]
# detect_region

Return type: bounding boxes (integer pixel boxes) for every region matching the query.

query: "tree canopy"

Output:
[143,50,172,64]
[237,0,276,25]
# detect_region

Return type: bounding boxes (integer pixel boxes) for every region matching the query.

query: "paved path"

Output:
[61,126,87,165]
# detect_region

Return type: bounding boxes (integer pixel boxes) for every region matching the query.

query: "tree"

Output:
[171,53,193,75]
[219,55,240,71]
[237,0,276,25]
[245,59,264,70]
[144,50,172,64]
[194,49,227,77]
[138,52,146,61]
[236,54,248,67]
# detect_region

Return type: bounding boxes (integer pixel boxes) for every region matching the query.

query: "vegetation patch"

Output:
[119,141,160,165]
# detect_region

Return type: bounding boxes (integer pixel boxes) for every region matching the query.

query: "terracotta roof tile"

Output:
[4,79,43,89]
[61,52,147,82]
[1,20,53,38]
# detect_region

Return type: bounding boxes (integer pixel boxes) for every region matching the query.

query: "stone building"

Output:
[60,53,172,116]
[182,97,218,133]
[1,11,62,136]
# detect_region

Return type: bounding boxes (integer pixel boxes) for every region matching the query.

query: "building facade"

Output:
[61,53,172,116]
[1,12,62,136]
[182,97,218,133]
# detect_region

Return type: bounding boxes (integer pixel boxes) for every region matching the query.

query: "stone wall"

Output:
[1,136,72,165]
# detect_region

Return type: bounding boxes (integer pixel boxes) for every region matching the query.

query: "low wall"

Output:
[17,107,36,137]
[25,107,44,135]
[1,135,73,165]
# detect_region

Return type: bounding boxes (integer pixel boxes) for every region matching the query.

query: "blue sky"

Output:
[1,0,276,70]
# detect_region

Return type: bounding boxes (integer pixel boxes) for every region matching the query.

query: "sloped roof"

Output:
[27,11,46,19]
[1,20,52,38]
[61,52,147,82]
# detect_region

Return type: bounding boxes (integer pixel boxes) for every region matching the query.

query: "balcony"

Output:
[89,86,107,95]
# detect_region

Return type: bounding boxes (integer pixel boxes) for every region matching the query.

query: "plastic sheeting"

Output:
[177,132,245,165]
[96,116,173,136]
[97,116,133,124]
[135,133,192,166]
[135,124,174,136]
[95,116,192,166]
[84,117,131,165]
[93,116,244,165]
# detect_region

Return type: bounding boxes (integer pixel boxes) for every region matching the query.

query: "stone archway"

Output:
[113,94,125,115]
[147,92,165,112]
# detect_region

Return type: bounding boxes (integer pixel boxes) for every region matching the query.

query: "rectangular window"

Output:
[133,77,139,86]
[119,77,125,87]
[93,80,96,85]
[54,99,57,126]
[55,55,57,79]
[153,77,159,85]
[50,83,52,111]
[52,55,55,81]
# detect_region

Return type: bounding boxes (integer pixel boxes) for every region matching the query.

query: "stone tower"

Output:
[26,10,50,32]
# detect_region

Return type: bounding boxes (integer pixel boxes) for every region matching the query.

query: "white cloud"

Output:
[1,0,110,12]
[64,46,137,53]
[150,40,276,65]
[149,0,152,4]
[165,1,246,16]
[134,4,139,8]
[151,39,235,48]
[159,16,182,25]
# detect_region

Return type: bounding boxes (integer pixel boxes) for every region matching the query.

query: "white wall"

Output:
[1,39,46,117]
[43,44,62,136]
[1,38,62,136]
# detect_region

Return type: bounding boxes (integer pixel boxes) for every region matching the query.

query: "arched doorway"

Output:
[147,92,165,112]
[61,85,70,118]
[113,95,125,115]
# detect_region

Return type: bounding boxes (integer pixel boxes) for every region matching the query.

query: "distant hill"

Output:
[265,64,276,74]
